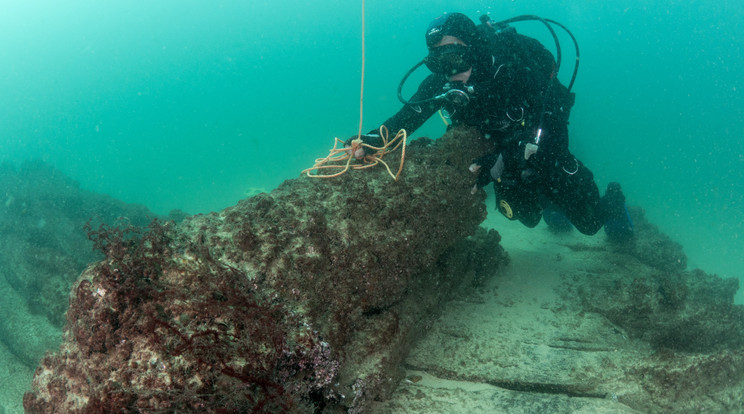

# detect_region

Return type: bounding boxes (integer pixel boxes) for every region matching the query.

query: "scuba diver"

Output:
[348,12,633,241]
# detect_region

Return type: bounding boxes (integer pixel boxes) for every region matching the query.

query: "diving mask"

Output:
[424,43,473,76]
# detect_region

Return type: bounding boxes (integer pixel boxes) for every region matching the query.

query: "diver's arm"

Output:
[347,74,442,158]
[374,74,444,135]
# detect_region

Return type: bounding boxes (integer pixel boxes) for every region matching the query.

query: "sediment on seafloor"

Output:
[23,126,509,413]
[371,207,744,414]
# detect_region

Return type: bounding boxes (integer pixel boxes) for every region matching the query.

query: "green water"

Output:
[1,0,742,291]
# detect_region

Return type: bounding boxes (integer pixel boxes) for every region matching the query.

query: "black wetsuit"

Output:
[377,27,610,235]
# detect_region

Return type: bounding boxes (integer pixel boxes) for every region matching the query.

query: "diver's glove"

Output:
[344,133,384,159]
[468,152,505,194]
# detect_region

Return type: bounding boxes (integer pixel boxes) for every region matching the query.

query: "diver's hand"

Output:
[344,134,383,159]
[469,152,504,194]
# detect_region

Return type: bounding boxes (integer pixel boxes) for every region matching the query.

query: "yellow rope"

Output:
[301,2,408,181]
[302,126,407,181]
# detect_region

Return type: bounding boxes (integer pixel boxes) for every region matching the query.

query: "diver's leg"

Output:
[544,158,604,235]
[545,158,633,240]
[600,182,634,241]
